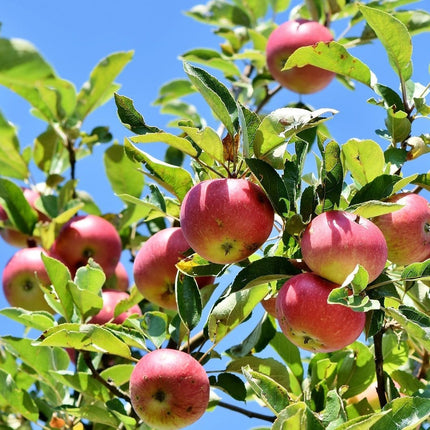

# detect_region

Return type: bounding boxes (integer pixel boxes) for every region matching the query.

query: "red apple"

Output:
[103,261,130,291]
[0,188,50,248]
[130,349,210,429]
[266,19,335,94]
[372,192,430,266]
[133,227,215,310]
[275,272,366,353]
[179,178,275,264]
[51,214,122,277]
[300,210,387,285]
[261,295,277,317]
[2,247,53,312]
[89,290,141,324]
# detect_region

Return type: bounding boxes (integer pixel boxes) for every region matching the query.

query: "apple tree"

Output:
[1,0,430,429]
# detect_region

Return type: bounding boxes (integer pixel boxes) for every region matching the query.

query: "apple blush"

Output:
[133,227,215,310]
[51,214,122,277]
[266,19,335,94]
[130,349,210,430]
[300,210,388,285]
[2,247,53,312]
[276,272,366,353]
[372,192,430,266]
[179,178,275,264]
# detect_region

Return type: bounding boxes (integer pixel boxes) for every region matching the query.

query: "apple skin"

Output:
[300,210,388,285]
[266,19,335,94]
[130,349,210,430]
[275,272,366,353]
[179,178,275,264]
[0,188,49,248]
[51,214,122,277]
[371,193,430,266]
[2,247,53,312]
[103,261,130,292]
[133,227,215,310]
[89,290,142,324]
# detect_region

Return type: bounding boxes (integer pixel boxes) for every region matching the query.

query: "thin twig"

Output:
[217,400,276,422]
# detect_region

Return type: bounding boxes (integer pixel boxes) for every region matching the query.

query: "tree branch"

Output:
[373,328,387,409]
[217,400,276,422]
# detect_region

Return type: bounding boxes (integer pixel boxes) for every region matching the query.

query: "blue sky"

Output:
[1,1,429,428]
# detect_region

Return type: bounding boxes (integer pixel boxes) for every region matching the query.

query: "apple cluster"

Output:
[274,194,430,353]
[0,189,136,323]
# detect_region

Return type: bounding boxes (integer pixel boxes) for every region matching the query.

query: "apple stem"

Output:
[217,400,275,423]
[373,328,387,409]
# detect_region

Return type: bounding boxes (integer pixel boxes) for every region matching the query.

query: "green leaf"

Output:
[41,253,74,321]
[227,356,291,390]
[254,107,337,158]
[273,401,324,430]
[210,372,247,401]
[100,364,134,387]
[35,323,132,358]
[124,139,194,201]
[358,4,413,80]
[0,369,39,422]
[400,259,430,281]
[230,256,300,293]
[372,396,430,429]
[348,200,404,218]
[385,107,411,144]
[208,284,269,343]
[341,139,385,186]
[114,93,161,134]
[140,311,168,349]
[183,61,239,136]
[186,2,252,28]
[153,79,196,105]
[0,308,56,332]
[0,37,55,81]
[385,306,430,350]
[242,365,290,414]
[321,389,347,429]
[349,174,402,206]
[104,143,145,201]
[284,41,376,88]
[75,51,133,120]
[176,274,202,331]
[270,332,303,386]
[180,124,224,163]
[320,140,343,210]
[0,111,28,179]
[181,48,241,77]
[0,179,38,235]
[63,401,124,428]
[130,132,198,158]
[245,158,289,216]
[382,330,409,374]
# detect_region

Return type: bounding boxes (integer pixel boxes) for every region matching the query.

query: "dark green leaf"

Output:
[114,93,161,134]
[210,372,247,401]
[183,61,239,137]
[245,158,289,216]
[176,274,202,331]
[230,256,300,293]
[349,174,402,206]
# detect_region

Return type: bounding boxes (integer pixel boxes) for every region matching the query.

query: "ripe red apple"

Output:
[0,188,50,248]
[50,214,122,277]
[266,19,335,94]
[2,247,53,312]
[261,295,277,317]
[133,227,215,310]
[300,210,388,285]
[89,290,141,324]
[130,349,210,429]
[179,178,275,264]
[103,261,130,291]
[372,192,430,266]
[275,272,366,353]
